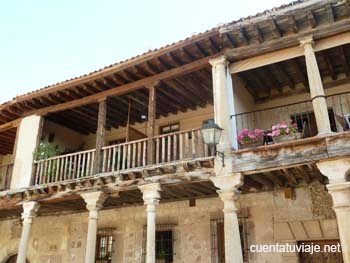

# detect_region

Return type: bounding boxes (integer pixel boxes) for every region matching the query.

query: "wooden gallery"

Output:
[0,1,350,262]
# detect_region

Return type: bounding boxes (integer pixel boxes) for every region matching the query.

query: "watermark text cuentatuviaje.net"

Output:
[250,242,341,255]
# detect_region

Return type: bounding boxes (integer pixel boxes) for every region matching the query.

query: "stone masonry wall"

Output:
[0,185,337,263]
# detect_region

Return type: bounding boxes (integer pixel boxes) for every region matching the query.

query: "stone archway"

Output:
[1,254,29,263]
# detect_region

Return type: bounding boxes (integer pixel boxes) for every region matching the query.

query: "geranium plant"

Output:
[237,128,265,144]
[268,121,298,137]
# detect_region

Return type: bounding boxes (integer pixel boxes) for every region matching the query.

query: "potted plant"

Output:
[156,249,167,263]
[237,128,265,149]
[33,142,61,178]
[268,121,300,143]
[33,142,60,160]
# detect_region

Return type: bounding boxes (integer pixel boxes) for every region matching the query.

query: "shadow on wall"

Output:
[1,253,29,263]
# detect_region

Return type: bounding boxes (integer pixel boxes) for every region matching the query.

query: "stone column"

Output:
[317,158,350,263]
[17,201,40,263]
[139,183,162,263]
[81,191,107,263]
[300,37,331,135]
[12,115,43,188]
[210,174,244,263]
[209,56,232,152]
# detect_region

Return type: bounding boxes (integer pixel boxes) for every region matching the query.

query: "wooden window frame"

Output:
[159,123,180,135]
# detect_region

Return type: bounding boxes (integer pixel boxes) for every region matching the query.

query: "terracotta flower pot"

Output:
[239,140,263,149]
[272,133,297,144]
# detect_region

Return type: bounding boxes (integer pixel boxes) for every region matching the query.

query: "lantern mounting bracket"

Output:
[216,150,225,167]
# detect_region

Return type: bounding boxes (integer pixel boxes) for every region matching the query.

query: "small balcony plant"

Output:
[268,121,300,143]
[237,128,265,149]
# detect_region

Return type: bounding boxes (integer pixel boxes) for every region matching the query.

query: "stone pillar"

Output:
[317,158,350,263]
[17,201,40,263]
[210,174,244,263]
[139,183,162,263]
[12,115,43,188]
[300,37,331,135]
[209,56,232,152]
[81,191,107,263]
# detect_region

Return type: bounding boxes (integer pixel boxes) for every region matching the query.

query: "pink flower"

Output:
[237,128,264,144]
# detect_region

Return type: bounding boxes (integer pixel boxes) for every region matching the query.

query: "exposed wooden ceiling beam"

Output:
[307,10,317,28]
[270,63,295,90]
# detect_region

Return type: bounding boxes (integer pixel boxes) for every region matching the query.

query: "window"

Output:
[290,109,337,138]
[142,224,175,263]
[160,123,180,135]
[210,218,248,263]
[96,228,114,263]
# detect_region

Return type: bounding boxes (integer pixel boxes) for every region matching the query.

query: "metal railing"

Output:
[231,92,350,147]
[0,164,13,190]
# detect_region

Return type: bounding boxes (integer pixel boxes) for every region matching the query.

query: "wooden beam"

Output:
[16,56,214,118]
[147,83,157,164]
[307,10,317,28]
[0,119,21,133]
[269,17,282,38]
[93,99,107,174]
[321,51,336,80]
[339,46,350,76]
[230,32,350,74]
[270,63,295,90]
[225,19,350,62]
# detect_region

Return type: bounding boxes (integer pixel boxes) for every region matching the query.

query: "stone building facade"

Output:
[0,1,350,263]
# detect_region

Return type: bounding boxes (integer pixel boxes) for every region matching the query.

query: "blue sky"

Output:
[0,0,290,103]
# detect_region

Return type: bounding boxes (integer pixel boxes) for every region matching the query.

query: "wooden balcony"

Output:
[232,92,350,149]
[32,128,211,185]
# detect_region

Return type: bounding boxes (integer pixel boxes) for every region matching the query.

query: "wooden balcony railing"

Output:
[33,149,96,184]
[153,128,209,164]
[32,128,210,185]
[0,164,13,191]
[102,138,148,173]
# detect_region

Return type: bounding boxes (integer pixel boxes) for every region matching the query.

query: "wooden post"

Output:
[147,82,158,164]
[93,98,107,174]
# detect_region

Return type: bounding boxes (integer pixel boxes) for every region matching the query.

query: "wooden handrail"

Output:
[102,137,148,150]
[231,91,350,118]
[153,128,201,139]
[32,127,209,184]
[34,149,96,163]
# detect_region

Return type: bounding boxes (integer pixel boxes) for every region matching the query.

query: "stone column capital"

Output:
[139,183,162,208]
[317,157,350,184]
[300,36,315,49]
[210,173,243,191]
[21,201,40,224]
[211,174,242,213]
[81,191,107,215]
[209,55,228,68]
[327,182,350,209]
